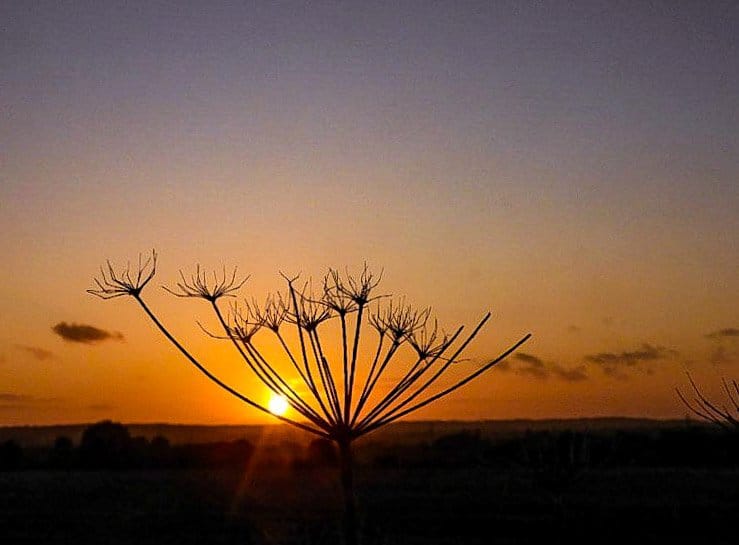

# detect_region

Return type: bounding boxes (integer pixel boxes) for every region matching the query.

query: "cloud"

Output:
[584,343,678,378]
[0,392,61,410]
[567,325,581,333]
[52,322,124,344]
[708,345,737,366]
[496,353,546,379]
[703,328,738,366]
[0,393,31,402]
[14,344,54,361]
[585,344,676,366]
[551,364,588,382]
[497,352,588,382]
[515,352,545,367]
[705,328,739,340]
[511,352,554,380]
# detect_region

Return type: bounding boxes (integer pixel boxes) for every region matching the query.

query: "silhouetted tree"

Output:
[89,251,530,544]
[51,435,74,468]
[305,438,339,467]
[677,374,738,430]
[149,435,171,467]
[0,439,23,470]
[79,420,133,468]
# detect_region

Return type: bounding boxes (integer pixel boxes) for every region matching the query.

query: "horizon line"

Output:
[0,415,697,429]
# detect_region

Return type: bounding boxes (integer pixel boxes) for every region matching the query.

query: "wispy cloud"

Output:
[704,327,738,366]
[515,352,545,366]
[14,344,54,361]
[585,344,676,366]
[52,322,124,344]
[710,346,729,365]
[551,365,588,382]
[0,392,61,410]
[705,327,739,339]
[510,352,548,379]
[584,343,678,379]
[497,352,588,382]
[0,393,31,402]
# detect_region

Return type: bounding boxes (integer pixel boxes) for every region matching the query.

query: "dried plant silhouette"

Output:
[677,373,738,430]
[89,251,531,544]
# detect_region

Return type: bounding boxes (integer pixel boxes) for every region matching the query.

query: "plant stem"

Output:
[338,437,358,545]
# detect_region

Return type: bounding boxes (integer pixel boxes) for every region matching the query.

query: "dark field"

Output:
[2,420,738,544]
[2,465,738,544]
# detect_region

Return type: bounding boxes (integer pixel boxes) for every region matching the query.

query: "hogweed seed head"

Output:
[162,265,247,302]
[87,250,157,299]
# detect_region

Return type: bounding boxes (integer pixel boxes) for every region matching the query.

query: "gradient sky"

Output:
[1,1,737,426]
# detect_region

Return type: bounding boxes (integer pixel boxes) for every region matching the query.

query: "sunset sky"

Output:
[1,1,737,426]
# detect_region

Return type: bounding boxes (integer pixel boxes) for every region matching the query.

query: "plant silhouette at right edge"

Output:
[677,373,739,430]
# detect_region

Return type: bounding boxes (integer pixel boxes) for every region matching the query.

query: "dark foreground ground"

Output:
[2,465,737,545]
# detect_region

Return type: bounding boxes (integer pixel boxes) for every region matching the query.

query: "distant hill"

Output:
[0,418,697,448]
[0,423,271,448]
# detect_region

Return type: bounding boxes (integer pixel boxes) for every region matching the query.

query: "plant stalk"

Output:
[338,437,358,545]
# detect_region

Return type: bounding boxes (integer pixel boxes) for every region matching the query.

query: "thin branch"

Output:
[133,295,328,438]
[357,325,464,430]
[285,276,337,426]
[359,333,532,437]
[349,331,386,427]
[311,327,343,424]
[211,301,328,430]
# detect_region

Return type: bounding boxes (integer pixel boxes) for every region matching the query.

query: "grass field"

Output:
[2,464,737,544]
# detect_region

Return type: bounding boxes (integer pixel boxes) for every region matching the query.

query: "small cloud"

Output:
[0,393,61,410]
[704,328,738,366]
[710,346,729,365]
[516,364,549,380]
[14,344,55,361]
[551,364,588,382]
[584,343,676,366]
[584,343,678,378]
[504,352,547,379]
[0,393,32,402]
[498,353,588,381]
[515,352,545,367]
[708,345,737,366]
[601,367,630,380]
[705,328,739,340]
[52,322,124,344]
[567,325,581,333]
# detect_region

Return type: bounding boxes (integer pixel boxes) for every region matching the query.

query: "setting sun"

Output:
[267,394,289,417]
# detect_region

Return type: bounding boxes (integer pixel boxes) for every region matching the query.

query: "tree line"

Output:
[1,420,736,471]
[0,420,338,471]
